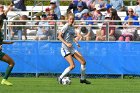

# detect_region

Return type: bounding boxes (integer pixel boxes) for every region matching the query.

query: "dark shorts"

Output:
[0,51,5,59]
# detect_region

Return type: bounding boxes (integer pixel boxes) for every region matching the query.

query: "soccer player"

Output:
[0,3,15,86]
[0,3,13,32]
[57,13,91,84]
[0,32,15,86]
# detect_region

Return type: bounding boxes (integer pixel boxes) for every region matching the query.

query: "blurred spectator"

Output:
[47,9,57,27]
[134,0,140,17]
[91,4,103,22]
[74,2,88,20]
[0,4,13,32]
[76,26,94,41]
[50,0,60,6]
[96,15,116,41]
[47,9,57,40]
[110,8,122,29]
[80,9,93,25]
[60,15,65,20]
[82,0,94,10]
[10,15,28,40]
[124,8,139,26]
[67,0,88,15]
[34,11,43,17]
[31,16,41,31]
[11,0,26,11]
[110,0,126,11]
[45,7,50,16]
[58,15,66,26]
[50,0,61,19]
[92,0,107,11]
[57,15,66,34]
[34,14,49,40]
[34,16,41,25]
[77,9,94,41]
[118,18,137,41]
[104,4,112,18]
[48,9,58,20]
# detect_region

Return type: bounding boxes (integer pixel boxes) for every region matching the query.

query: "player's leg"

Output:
[58,54,75,84]
[1,54,15,86]
[73,51,91,84]
[58,48,75,84]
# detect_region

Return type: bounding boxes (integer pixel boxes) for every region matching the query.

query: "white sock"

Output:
[60,67,71,79]
[81,65,86,80]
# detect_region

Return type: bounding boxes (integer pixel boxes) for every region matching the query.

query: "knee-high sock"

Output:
[4,65,13,79]
[60,67,71,79]
[81,65,86,80]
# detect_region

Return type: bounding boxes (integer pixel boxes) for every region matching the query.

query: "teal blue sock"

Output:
[3,66,13,79]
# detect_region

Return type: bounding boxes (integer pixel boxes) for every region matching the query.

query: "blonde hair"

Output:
[67,13,75,19]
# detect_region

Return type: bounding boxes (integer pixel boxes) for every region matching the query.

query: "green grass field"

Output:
[0,77,140,93]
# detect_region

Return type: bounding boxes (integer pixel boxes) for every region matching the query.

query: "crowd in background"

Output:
[0,0,140,41]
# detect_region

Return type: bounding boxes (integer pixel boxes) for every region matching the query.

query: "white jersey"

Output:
[60,23,77,57]
[60,23,75,49]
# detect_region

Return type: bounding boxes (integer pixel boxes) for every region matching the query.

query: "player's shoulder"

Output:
[62,23,69,30]
[64,23,69,27]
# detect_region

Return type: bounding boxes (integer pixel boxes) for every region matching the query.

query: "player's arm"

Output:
[4,3,14,15]
[57,31,72,48]
[73,37,80,48]
[2,41,14,44]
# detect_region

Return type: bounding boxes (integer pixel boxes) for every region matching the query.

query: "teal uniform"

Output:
[0,13,7,26]
[0,13,7,32]
[0,32,5,59]
[0,13,7,60]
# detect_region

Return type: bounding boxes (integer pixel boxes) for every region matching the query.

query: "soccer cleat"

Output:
[1,79,13,86]
[57,77,62,84]
[80,79,91,84]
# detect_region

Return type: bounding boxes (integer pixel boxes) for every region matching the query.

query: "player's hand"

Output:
[66,43,72,48]
[74,36,80,42]
[76,43,80,48]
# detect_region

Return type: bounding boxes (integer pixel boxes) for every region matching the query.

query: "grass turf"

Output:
[0,77,140,93]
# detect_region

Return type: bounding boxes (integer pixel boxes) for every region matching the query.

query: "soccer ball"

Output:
[62,77,71,85]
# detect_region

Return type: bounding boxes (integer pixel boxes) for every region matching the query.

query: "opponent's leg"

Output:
[1,54,15,86]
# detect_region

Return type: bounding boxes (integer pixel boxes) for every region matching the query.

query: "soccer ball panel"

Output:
[62,77,71,85]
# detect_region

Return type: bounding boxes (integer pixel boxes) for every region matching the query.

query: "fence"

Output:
[3,20,140,41]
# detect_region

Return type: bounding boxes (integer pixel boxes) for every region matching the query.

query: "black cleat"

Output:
[80,79,91,84]
[57,77,62,84]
